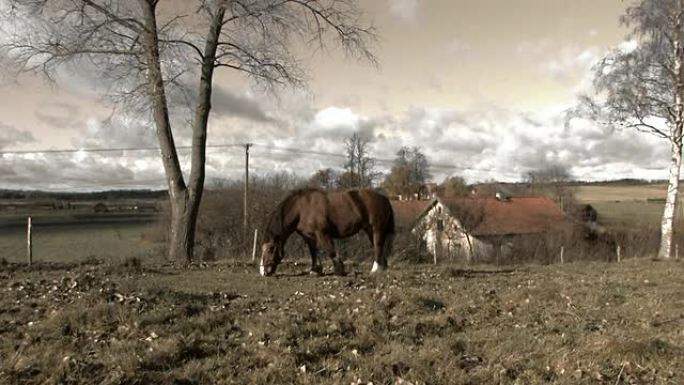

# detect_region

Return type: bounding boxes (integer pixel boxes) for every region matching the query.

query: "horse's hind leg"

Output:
[364,228,374,246]
[371,230,393,274]
[305,237,323,275]
[317,232,345,276]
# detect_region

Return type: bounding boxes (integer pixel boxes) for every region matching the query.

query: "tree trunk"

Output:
[464,232,474,263]
[169,195,192,260]
[139,1,191,261]
[139,1,225,263]
[658,141,682,259]
[658,16,684,260]
[179,4,226,261]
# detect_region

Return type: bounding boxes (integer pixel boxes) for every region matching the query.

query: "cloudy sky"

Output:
[0,0,671,190]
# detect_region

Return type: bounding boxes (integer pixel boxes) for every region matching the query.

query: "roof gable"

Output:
[390,199,435,230]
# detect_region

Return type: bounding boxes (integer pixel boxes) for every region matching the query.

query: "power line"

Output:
[0,142,521,178]
[254,144,348,159]
[252,144,519,176]
[0,143,244,156]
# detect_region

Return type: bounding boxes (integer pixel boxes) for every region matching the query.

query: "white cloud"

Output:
[446,39,473,57]
[521,41,601,82]
[370,104,670,183]
[0,90,674,189]
[388,0,419,21]
[0,122,34,149]
[515,38,554,57]
[545,47,600,87]
[515,39,608,96]
[313,107,360,130]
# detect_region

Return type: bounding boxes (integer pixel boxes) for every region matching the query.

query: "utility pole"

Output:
[244,143,252,235]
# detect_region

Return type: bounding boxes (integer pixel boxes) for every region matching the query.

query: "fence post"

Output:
[616,245,621,263]
[27,216,32,266]
[251,229,259,262]
[677,243,680,260]
[560,246,564,265]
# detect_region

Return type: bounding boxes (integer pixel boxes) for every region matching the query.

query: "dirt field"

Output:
[1,257,683,385]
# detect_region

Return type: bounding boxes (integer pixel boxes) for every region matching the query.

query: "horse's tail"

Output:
[386,198,396,236]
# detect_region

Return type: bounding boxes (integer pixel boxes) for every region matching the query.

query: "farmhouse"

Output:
[412,196,569,262]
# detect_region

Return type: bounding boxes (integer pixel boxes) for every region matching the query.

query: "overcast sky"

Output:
[0,0,671,191]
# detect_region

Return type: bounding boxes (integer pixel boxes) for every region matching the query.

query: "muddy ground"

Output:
[1,258,683,385]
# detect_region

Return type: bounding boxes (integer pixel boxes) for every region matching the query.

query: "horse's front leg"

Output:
[304,237,323,275]
[317,232,345,276]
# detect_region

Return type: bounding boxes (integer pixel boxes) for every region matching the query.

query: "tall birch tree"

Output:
[573,0,684,259]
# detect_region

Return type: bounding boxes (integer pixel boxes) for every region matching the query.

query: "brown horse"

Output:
[260,188,395,276]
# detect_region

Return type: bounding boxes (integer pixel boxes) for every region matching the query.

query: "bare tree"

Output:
[570,0,683,259]
[408,147,431,186]
[523,163,573,210]
[445,199,485,261]
[437,175,469,198]
[382,146,431,197]
[382,164,412,197]
[343,132,377,188]
[2,0,376,262]
[308,168,338,190]
[523,164,572,184]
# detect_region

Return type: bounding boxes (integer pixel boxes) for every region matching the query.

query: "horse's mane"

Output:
[266,188,323,241]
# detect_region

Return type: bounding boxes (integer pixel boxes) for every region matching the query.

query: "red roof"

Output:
[390,200,434,230]
[440,196,567,236]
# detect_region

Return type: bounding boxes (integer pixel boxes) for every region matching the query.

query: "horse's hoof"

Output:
[309,270,323,276]
[370,261,387,274]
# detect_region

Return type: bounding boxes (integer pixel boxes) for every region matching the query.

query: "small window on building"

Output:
[437,219,444,231]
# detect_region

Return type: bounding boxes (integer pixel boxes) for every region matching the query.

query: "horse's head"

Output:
[260,240,283,277]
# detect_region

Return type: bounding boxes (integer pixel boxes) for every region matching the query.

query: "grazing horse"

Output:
[260,188,395,277]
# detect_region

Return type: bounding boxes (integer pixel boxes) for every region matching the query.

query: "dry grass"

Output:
[2,257,684,384]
